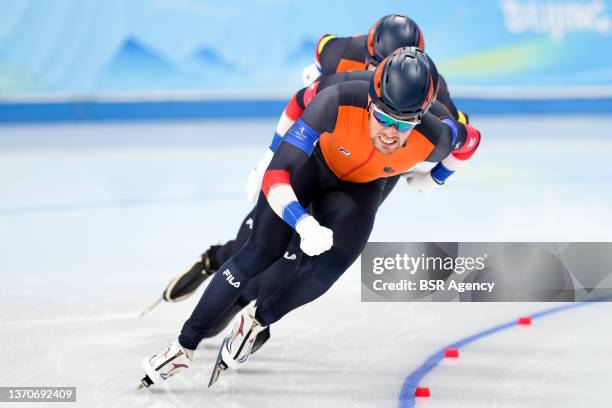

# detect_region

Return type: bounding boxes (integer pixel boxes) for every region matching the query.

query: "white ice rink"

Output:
[1,115,612,407]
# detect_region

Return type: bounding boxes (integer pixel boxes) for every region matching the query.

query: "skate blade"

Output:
[139,295,164,317]
[208,361,228,387]
[208,338,229,387]
[136,375,153,390]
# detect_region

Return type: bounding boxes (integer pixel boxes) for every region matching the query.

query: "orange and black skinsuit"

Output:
[287,81,460,184]
[313,33,465,122]
[213,69,452,272]
[179,80,470,348]
[210,70,375,273]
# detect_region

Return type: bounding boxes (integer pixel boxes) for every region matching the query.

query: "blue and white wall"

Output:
[1,0,611,121]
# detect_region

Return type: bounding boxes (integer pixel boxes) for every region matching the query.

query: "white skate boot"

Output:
[208,307,267,386]
[138,340,194,389]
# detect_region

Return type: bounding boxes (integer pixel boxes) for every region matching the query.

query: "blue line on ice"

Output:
[398,299,609,408]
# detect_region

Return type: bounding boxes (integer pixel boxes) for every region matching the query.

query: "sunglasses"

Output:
[370,103,420,132]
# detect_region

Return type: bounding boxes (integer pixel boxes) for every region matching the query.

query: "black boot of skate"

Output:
[140,246,221,316]
[162,246,220,302]
[251,326,270,354]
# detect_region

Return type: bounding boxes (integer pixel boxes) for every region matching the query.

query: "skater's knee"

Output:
[311,248,354,287]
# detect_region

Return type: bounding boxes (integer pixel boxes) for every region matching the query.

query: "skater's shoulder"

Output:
[301,80,368,133]
[338,34,367,61]
[414,110,460,162]
[319,80,369,109]
[299,86,341,133]
[318,34,367,75]
[318,70,372,92]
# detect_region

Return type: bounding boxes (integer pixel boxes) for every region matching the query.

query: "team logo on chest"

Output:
[339,146,352,157]
[383,166,394,174]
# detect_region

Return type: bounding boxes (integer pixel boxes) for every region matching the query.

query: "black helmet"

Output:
[369,47,435,119]
[422,49,440,101]
[365,14,425,67]
[394,46,440,101]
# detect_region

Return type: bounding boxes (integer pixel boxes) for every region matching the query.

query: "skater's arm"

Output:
[302,33,335,86]
[435,74,470,125]
[247,83,321,203]
[269,82,322,153]
[428,122,480,184]
[304,33,365,85]
[428,101,481,183]
[269,71,370,155]
[435,75,460,121]
[318,35,366,75]
[405,102,481,192]
[263,139,333,257]
[248,89,307,203]
[262,140,315,228]
[268,88,307,153]
[262,86,340,229]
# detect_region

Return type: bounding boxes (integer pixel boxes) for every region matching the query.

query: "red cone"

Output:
[518,316,532,325]
[444,348,459,358]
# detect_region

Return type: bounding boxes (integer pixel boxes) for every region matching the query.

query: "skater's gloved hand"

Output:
[295,215,333,256]
[404,169,442,193]
[246,149,275,203]
[302,63,321,87]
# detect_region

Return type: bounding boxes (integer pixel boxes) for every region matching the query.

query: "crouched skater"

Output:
[138,48,481,389]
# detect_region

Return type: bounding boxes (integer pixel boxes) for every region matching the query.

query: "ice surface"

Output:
[1,116,611,407]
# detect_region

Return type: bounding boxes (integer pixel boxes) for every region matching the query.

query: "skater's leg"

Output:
[243,175,385,311]
[255,182,383,326]
[218,177,386,339]
[201,229,302,346]
[200,218,298,339]
[209,207,258,268]
[179,155,319,349]
[161,173,396,309]
[178,201,292,349]
[238,235,303,304]
[153,208,258,310]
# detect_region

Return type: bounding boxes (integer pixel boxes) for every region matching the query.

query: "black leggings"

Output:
[179,153,386,349]
[255,184,383,325]
[200,174,400,337]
